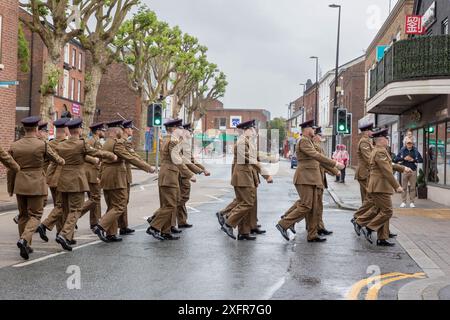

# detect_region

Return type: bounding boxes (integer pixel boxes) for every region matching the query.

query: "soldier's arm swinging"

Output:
[0,147,20,172]
[113,141,153,173]
[44,142,65,166]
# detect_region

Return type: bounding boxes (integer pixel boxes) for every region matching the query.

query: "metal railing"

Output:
[369,35,450,98]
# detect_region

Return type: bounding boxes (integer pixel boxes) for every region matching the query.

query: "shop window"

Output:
[214,118,227,129]
[63,70,69,98]
[72,48,76,67]
[427,125,439,183]
[70,78,75,101]
[437,123,446,185]
[415,129,424,173]
[64,44,69,65]
[77,80,81,102]
[78,52,82,70]
[446,122,450,185]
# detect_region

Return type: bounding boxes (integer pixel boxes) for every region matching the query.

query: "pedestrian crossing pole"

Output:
[155,127,160,174]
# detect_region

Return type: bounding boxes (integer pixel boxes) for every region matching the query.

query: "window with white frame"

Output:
[78,52,82,70]
[64,44,69,64]
[77,80,81,102]
[70,78,75,100]
[72,48,76,67]
[63,70,69,98]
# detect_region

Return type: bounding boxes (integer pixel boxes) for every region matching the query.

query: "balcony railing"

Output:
[369,35,450,98]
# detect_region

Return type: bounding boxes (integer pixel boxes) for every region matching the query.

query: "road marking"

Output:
[13,252,66,268]
[365,273,426,300]
[262,277,286,300]
[187,206,200,213]
[346,272,403,300]
[205,195,224,202]
[347,272,426,300]
[0,211,16,217]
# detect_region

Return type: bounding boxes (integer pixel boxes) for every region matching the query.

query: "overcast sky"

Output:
[145,0,397,118]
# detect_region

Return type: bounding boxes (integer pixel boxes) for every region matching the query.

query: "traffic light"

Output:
[337,108,347,134]
[345,113,352,135]
[147,103,163,127]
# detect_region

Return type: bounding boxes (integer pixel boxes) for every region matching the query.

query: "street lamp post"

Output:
[329,3,341,153]
[310,56,319,124]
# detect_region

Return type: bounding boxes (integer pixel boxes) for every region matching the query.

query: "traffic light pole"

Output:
[155,126,160,174]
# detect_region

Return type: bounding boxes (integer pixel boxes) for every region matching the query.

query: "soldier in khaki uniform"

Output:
[352,123,374,224]
[175,123,210,229]
[10,116,65,260]
[220,120,273,241]
[147,119,196,241]
[276,120,344,243]
[354,128,410,247]
[37,118,71,242]
[54,119,117,251]
[79,122,106,229]
[117,120,151,235]
[93,120,154,243]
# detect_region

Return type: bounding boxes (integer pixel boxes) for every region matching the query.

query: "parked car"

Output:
[291,156,298,169]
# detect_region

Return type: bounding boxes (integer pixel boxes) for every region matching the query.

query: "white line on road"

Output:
[0,211,16,217]
[205,195,224,202]
[13,252,66,268]
[261,277,286,300]
[186,206,200,213]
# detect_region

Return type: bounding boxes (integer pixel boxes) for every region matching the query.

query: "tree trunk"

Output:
[139,88,148,150]
[82,64,103,135]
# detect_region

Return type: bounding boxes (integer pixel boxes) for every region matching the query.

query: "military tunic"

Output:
[9,136,64,244]
[354,136,373,219]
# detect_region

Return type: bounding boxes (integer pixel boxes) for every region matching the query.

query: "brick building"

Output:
[17,8,86,136]
[0,1,19,177]
[330,56,366,167]
[93,60,141,145]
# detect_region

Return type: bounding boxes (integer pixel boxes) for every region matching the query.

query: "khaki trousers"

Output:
[358,179,368,205]
[80,182,102,226]
[151,186,179,234]
[227,187,256,235]
[176,177,192,226]
[278,184,319,241]
[316,188,325,231]
[42,187,67,233]
[100,188,128,236]
[357,193,392,240]
[401,171,417,203]
[60,192,84,241]
[221,198,238,217]
[118,184,131,229]
[17,195,46,244]
[354,192,375,220]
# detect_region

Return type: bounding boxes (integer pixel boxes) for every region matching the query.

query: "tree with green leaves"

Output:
[19,0,102,121]
[268,117,287,149]
[78,0,140,133]
[18,23,30,73]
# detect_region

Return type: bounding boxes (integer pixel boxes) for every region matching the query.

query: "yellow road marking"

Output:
[346,272,403,300]
[365,273,426,300]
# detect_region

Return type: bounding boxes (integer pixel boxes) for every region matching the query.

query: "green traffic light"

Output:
[155,119,161,126]
[339,124,346,131]
[428,127,435,134]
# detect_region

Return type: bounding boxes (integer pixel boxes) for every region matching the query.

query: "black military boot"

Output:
[251,228,266,235]
[146,227,165,241]
[119,228,135,235]
[171,227,182,234]
[106,235,123,242]
[238,234,257,241]
[17,239,30,260]
[353,222,362,237]
[377,239,395,247]
[216,212,225,227]
[55,235,73,251]
[179,224,193,229]
[276,224,290,241]
[318,229,334,236]
[36,224,49,242]
[307,237,327,243]
[92,224,109,243]
[162,233,180,241]
[362,227,374,244]
[389,233,398,238]
[221,223,236,240]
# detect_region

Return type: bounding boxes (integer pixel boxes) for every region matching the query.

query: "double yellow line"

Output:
[347,272,426,300]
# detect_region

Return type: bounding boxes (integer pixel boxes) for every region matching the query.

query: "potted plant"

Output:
[417,169,427,199]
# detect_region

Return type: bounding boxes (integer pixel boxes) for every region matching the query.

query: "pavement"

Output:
[0,159,434,300]
[326,167,450,300]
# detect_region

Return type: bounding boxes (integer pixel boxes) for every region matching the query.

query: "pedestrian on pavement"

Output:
[332,145,342,182]
[146,119,196,241]
[94,120,155,243]
[354,128,411,247]
[394,138,423,208]
[335,145,349,183]
[54,118,117,251]
[10,116,65,260]
[220,120,273,241]
[403,128,417,146]
[276,120,344,243]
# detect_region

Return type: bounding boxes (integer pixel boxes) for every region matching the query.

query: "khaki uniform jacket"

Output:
[123,139,151,185]
[367,146,405,194]
[3,146,21,196]
[101,138,152,190]
[355,136,373,181]
[294,136,337,187]
[314,142,340,190]
[56,136,116,193]
[158,135,194,188]
[84,136,103,184]
[231,136,268,188]
[10,136,65,196]
[46,138,65,188]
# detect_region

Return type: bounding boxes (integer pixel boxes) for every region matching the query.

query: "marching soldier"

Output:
[117,120,150,235]
[351,123,374,225]
[176,123,210,230]
[93,120,154,243]
[220,120,273,241]
[313,127,340,236]
[146,119,196,241]
[37,118,70,242]
[354,128,410,247]
[79,122,106,230]
[54,119,117,251]
[9,116,65,260]
[276,120,344,243]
